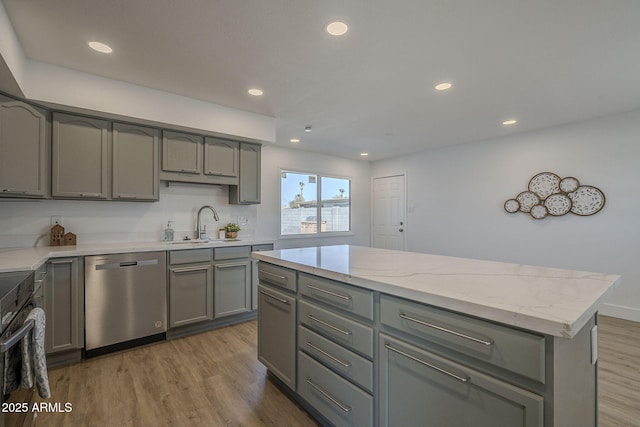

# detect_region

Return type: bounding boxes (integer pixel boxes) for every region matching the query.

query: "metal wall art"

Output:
[504,172,605,219]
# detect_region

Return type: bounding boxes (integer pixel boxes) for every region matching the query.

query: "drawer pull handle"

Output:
[260,270,287,281]
[306,341,352,367]
[305,377,352,412]
[385,343,470,383]
[34,272,48,283]
[307,284,352,301]
[307,314,352,336]
[258,289,290,305]
[216,263,245,269]
[399,313,494,346]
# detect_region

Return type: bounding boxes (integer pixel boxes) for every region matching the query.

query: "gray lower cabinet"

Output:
[214,259,251,317]
[168,249,213,328]
[257,262,298,390]
[229,142,261,204]
[378,333,543,427]
[52,112,109,199]
[251,244,274,310]
[112,122,159,201]
[0,97,49,198]
[257,283,297,390]
[44,257,84,354]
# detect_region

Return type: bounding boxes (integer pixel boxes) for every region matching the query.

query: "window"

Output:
[280,170,351,236]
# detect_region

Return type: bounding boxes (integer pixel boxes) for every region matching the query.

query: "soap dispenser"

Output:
[162,221,174,242]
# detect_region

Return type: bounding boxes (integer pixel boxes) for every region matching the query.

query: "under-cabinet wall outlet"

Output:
[51,215,63,226]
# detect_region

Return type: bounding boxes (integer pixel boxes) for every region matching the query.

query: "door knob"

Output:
[399,228,404,232]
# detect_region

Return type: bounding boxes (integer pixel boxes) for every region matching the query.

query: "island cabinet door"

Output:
[378,334,543,427]
[257,284,296,390]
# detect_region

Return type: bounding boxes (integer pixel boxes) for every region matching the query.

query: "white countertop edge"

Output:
[0,239,274,273]
[252,251,621,339]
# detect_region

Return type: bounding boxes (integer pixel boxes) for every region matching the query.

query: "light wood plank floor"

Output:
[36,316,639,426]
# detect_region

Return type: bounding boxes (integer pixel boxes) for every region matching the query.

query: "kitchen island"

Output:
[253,245,620,427]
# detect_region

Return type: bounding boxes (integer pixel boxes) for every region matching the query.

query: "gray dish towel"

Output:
[20,307,50,399]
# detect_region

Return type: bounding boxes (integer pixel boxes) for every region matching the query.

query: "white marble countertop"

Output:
[252,245,621,338]
[0,238,273,273]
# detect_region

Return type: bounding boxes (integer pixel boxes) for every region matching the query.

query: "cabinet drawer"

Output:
[258,262,297,292]
[298,351,373,427]
[379,334,543,427]
[299,325,373,392]
[214,245,250,260]
[299,273,374,321]
[299,300,373,358]
[380,294,545,382]
[169,249,212,265]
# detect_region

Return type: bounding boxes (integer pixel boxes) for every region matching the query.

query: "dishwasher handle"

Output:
[95,258,159,270]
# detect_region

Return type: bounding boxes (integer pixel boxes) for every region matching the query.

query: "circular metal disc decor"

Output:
[504,199,520,213]
[559,176,580,193]
[568,185,606,216]
[528,172,561,200]
[504,172,605,220]
[530,204,548,220]
[544,193,572,216]
[516,191,540,213]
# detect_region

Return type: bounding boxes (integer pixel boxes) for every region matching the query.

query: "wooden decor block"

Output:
[64,232,77,246]
[50,224,65,246]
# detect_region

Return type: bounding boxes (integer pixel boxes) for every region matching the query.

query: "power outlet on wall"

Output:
[51,216,63,226]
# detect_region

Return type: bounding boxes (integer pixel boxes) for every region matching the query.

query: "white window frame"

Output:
[279,168,353,238]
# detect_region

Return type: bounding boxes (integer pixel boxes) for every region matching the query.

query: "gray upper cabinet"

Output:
[229,142,261,204]
[52,112,109,199]
[161,130,202,175]
[112,123,159,201]
[204,137,238,178]
[0,97,49,198]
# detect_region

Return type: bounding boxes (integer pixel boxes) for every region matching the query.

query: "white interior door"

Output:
[372,175,406,250]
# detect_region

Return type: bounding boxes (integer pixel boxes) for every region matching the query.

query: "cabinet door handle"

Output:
[306,341,352,367]
[79,193,102,197]
[50,259,74,265]
[384,343,470,383]
[34,272,48,283]
[258,289,290,305]
[1,189,27,194]
[216,263,245,270]
[305,377,352,412]
[172,265,209,273]
[306,314,352,336]
[306,284,352,301]
[399,312,494,346]
[260,270,287,281]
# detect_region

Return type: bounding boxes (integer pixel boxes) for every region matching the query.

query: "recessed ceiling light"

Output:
[502,119,518,125]
[248,88,263,96]
[360,152,369,157]
[304,126,312,132]
[290,138,300,143]
[434,82,452,91]
[326,21,349,36]
[88,41,112,54]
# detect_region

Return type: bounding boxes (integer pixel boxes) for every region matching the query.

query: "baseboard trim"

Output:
[599,303,640,323]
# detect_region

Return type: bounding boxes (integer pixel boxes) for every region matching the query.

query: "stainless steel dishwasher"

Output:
[85,251,167,356]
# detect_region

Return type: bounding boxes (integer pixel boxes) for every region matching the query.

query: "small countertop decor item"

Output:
[50,224,65,246]
[505,172,605,219]
[224,223,241,239]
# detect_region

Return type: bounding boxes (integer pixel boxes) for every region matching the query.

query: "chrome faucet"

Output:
[196,205,220,240]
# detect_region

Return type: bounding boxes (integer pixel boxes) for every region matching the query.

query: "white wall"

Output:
[371,110,640,321]
[0,184,257,248]
[256,145,371,249]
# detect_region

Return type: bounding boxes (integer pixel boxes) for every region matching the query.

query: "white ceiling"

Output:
[3,0,640,161]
